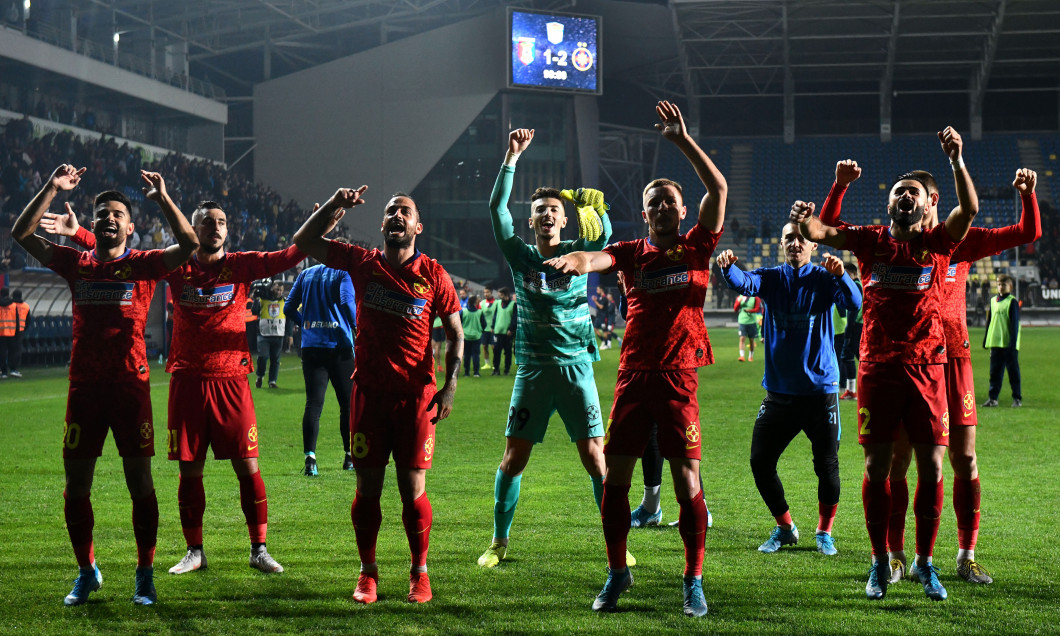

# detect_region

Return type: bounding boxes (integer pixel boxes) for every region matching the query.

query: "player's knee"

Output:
[949,451,977,478]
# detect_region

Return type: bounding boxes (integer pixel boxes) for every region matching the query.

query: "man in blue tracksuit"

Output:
[717,221,861,556]
[285,255,358,476]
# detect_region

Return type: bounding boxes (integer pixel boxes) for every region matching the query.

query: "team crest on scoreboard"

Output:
[423,434,435,461]
[667,245,686,262]
[516,37,536,66]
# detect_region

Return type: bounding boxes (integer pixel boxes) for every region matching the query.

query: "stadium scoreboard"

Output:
[508,9,602,95]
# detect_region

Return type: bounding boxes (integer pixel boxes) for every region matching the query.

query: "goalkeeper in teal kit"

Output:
[477,128,631,568]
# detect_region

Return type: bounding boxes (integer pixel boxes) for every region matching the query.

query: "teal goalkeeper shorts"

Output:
[505,363,604,443]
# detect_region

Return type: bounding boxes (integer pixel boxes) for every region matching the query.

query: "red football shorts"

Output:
[349,381,437,470]
[604,368,702,460]
[857,362,949,446]
[64,381,154,458]
[946,357,978,427]
[167,374,259,461]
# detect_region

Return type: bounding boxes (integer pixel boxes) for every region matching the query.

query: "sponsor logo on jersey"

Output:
[305,320,340,329]
[771,309,814,330]
[74,280,135,305]
[635,265,690,293]
[179,284,235,308]
[363,282,428,318]
[867,263,933,291]
[522,269,573,293]
[946,264,958,283]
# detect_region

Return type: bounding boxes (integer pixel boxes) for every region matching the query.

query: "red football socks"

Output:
[678,489,708,577]
[351,490,383,566]
[177,473,206,547]
[862,476,892,558]
[601,482,631,570]
[953,477,981,550]
[887,477,908,553]
[64,491,95,568]
[914,476,944,558]
[402,492,433,568]
[238,471,268,544]
[131,490,158,567]
[817,502,838,534]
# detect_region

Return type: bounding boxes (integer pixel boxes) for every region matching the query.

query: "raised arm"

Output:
[791,200,845,249]
[543,250,614,276]
[819,160,862,226]
[563,187,612,249]
[952,169,1041,262]
[938,126,979,242]
[716,249,762,296]
[293,186,368,262]
[141,170,199,270]
[489,129,533,246]
[655,101,727,232]
[40,202,96,250]
[11,164,86,266]
[427,311,463,424]
[822,253,862,312]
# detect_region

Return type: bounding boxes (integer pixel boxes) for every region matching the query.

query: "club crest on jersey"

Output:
[666,245,686,262]
[914,247,931,265]
[413,277,431,295]
[685,422,700,443]
[364,282,427,318]
[423,434,435,461]
[248,426,258,443]
[140,422,152,440]
[112,263,133,280]
[74,280,135,305]
[180,284,235,308]
[868,263,933,291]
[963,391,974,415]
[218,266,233,282]
[941,411,950,436]
[634,265,690,293]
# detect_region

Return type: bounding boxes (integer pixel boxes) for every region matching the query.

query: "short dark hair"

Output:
[642,178,683,205]
[499,286,511,296]
[531,187,564,203]
[997,274,1013,285]
[389,192,421,220]
[192,201,224,226]
[892,172,934,196]
[94,190,133,215]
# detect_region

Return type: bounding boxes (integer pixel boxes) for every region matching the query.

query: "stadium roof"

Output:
[69,0,1060,100]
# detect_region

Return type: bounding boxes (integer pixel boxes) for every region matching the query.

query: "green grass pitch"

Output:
[1,327,1058,634]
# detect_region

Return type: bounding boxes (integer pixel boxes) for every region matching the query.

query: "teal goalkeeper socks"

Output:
[591,475,604,510]
[493,469,522,540]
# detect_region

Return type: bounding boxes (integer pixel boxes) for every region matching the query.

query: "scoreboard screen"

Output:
[508,8,602,95]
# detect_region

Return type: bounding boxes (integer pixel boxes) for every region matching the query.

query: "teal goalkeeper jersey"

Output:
[489,164,612,367]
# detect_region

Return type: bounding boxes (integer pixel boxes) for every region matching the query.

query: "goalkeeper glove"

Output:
[559,188,609,242]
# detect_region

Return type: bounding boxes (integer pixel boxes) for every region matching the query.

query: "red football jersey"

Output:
[603,224,721,370]
[844,224,959,365]
[166,246,303,377]
[326,243,460,392]
[47,245,170,383]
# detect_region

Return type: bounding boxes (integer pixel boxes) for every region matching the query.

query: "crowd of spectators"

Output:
[0,117,372,268]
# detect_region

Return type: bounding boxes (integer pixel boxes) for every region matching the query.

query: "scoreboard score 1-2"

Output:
[509,9,601,95]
